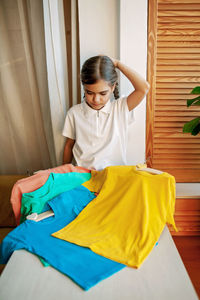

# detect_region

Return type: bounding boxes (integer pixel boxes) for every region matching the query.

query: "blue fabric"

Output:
[0,186,125,290]
[20,172,91,267]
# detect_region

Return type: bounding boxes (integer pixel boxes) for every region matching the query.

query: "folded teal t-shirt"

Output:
[20,172,91,223]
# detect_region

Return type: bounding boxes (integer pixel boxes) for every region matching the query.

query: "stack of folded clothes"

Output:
[0,165,177,290]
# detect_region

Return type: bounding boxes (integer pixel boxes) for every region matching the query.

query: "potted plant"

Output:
[183,86,200,136]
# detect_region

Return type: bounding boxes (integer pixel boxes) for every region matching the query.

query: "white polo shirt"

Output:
[62,97,134,170]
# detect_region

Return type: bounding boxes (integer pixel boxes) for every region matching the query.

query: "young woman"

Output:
[62,55,149,170]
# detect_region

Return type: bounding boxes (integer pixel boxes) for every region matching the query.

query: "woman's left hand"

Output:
[109,57,119,68]
[98,54,118,68]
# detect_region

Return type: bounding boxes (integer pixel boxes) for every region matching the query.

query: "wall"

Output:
[78,0,119,68]
[120,0,148,164]
[78,0,148,165]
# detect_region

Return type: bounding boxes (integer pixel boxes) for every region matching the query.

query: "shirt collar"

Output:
[82,100,112,117]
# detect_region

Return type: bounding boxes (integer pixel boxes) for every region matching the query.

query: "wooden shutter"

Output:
[146,0,200,182]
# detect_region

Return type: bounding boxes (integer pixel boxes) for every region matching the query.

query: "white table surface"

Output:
[0,226,198,300]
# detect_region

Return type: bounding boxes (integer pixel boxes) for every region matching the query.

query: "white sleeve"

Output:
[116,97,135,125]
[62,108,76,139]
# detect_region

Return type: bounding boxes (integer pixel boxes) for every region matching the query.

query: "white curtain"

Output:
[0,0,80,174]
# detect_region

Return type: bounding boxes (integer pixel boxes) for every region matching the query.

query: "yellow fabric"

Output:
[52,166,177,268]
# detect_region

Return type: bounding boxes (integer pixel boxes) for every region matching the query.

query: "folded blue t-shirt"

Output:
[0,185,125,290]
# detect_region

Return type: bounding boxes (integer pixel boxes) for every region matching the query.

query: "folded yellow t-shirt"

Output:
[52,166,177,268]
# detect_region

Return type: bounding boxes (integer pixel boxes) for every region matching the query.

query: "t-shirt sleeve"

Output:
[116,97,135,126]
[0,227,26,264]
[62,108,76,139]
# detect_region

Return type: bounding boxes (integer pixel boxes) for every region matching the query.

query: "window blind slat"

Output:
[158,4,200,10]
[158,29,200,35]
[155,106,200,111]
[154,138,200,143]
[158,23,200,29]
[158,16,200,23]
[157,82,200,87]
[158,35,200,41]
[155,111,200,117]
[158,0,200,4]
[157,59,200,65]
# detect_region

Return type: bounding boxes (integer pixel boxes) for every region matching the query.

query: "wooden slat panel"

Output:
[147,0,200,183]
[156,93,199,99]
[154,130,199,139]
[174,199,200,211]
[156,116,200,121]
[157,59,200,65]
[154,141,199,146]
[154,127,196,133]
[156,77,200,83]
[157,88,195,94]
[154,143,200,148]
[157,48,200,53]
[153,164,200,169]
[154,161,200,165]
[154,148,200,153]
[170,170,200,182]
[159,0,200,4]
[155,111,200,116]
[154,139,200,146]
[157,65,200,71]
[158,35,200,41]
[156,100,197,105]
[155,105,200,111]
[154,138,200,143]
[154,146,200,150]
[159,11,200,18]
[155,122,196,128]
[158,41,200,47]
[154,161,200,166]
[171,231,200,236]
[154,153,200,158]
[157,53,200,59]
[160,169,200,182]
[175,214,200,220]
[158,29,200,35]
[158,23,200,30]
[158,4,200,10]
[157,71,200,76]
[154,128,193,133]
[158,16,200,23]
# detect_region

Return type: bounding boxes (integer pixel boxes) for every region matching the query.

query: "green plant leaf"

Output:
[187,96,200,107]
[193,99,200,106]
[191,123,200,136]
[183,117,200,133]
[190,86,200,95]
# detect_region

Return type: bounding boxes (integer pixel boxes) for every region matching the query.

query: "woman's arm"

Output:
[113,59,150,111]
[63,138,75,164]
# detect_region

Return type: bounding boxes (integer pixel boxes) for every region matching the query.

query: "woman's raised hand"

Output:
[109,57,119,68]
[98,54,118,68]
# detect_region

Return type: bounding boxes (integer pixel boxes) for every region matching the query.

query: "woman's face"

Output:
[84,79,115,110]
